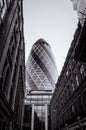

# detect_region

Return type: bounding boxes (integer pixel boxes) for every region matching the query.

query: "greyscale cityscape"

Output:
[0,0,86,130]
[25,39,58,130]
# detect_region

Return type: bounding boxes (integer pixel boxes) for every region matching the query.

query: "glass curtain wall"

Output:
[25,90,52,130]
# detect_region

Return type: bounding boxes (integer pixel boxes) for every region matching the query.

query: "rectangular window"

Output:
[80,65,84,74]
[66,70,69,77]
[71,82,75,92]
[75,74,79,87]
[80,64,86,79]
[72,105,74,113]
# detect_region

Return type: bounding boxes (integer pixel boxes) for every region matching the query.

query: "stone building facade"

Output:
[0,0,25,130]
[50,21,86,130]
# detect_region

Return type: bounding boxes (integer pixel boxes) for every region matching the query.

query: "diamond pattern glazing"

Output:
[26,39,58,91]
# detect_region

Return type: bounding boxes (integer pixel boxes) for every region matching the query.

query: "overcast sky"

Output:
[23,0,78,75]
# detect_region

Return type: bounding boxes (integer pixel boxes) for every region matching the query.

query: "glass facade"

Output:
[25,90,52,130]
[25,39,58,130]
[26,90,52,118]
[26,38,58,91]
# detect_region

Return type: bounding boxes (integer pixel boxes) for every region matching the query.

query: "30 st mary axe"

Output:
[26,38,58,91]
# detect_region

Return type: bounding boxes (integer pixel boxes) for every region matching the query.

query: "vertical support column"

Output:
[31,104,35,130]
[45,104,48,130]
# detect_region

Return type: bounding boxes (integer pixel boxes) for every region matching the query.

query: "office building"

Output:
[51,2,86,129]
[25,39,58,130]
[26,38,58,91]
[0,0,25,130]
[50,21,86,130]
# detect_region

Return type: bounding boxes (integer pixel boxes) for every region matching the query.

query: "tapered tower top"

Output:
[33,38,50,47]
[26,39,58,91]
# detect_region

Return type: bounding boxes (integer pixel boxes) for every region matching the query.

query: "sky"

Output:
[23,0,78,75]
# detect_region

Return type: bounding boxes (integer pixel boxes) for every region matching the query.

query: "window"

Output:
[77,97,84,118]
[75,74,79,87]
[69,66,71,72]
[72,58,75,62]
[80,65,84,74]
[72,82,75,92]
[72,105,74,113]
[80,65,86,79]
[66,70,69,77]
[74,102,77,116]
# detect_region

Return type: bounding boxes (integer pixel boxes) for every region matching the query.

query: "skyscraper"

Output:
[25,39,58,130]
[26,38,58,91]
